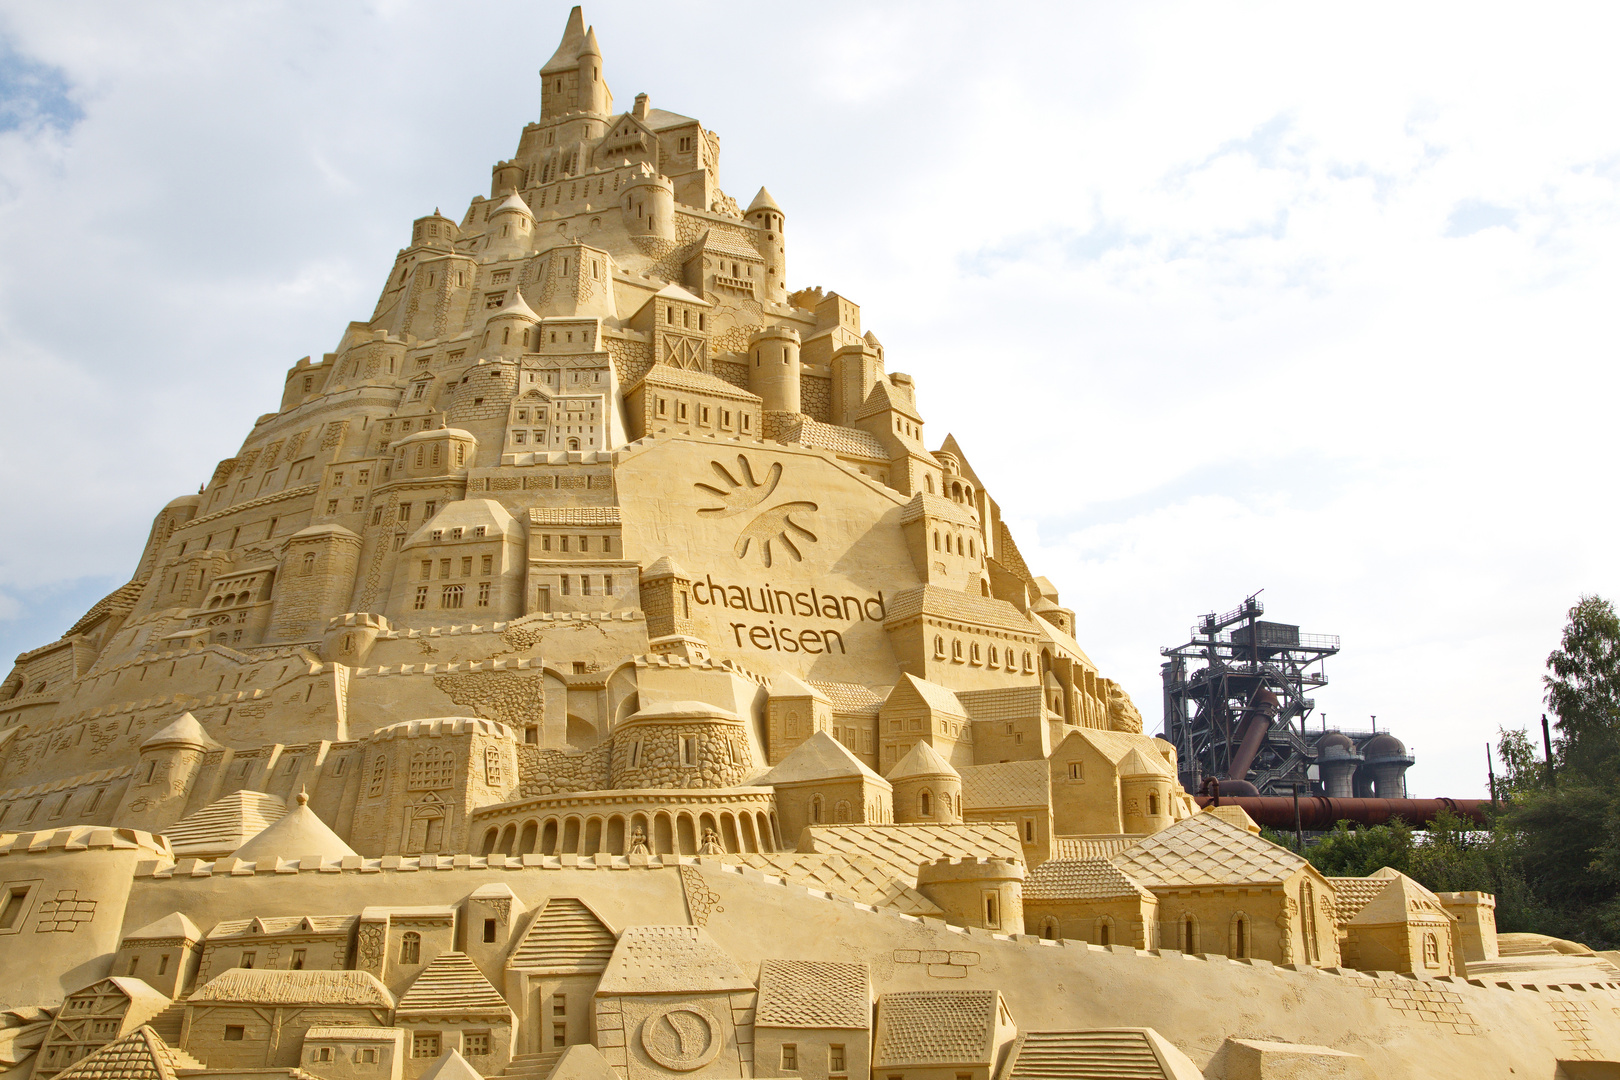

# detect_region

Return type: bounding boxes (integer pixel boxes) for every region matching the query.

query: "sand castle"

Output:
[1,9,1616,1080]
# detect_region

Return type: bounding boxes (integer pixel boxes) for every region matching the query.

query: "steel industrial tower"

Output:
[1160,595,1341,796]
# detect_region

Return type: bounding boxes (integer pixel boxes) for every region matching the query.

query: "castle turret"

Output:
[749,325,801,416]
[266,524,364,643]
[916,857,1026,934]
[1118,748,1174,835]
[485,286,540,358]
[487,192,535,258]
[887,739,961,824]
[114,712,222,832]
[621,167,675,242]
[746,187,787,304]
[491,160,524,198]
[576,25,612,117]
[540,7,611,131]
[411,209,459,250]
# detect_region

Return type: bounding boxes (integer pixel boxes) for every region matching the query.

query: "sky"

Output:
[3,1,1618,799]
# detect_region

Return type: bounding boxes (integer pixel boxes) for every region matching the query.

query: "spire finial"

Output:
[297,787,309,807]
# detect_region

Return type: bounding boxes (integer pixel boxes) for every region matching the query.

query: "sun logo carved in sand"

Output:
[695,455,819,568]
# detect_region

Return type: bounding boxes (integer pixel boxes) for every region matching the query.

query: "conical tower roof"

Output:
[747,186,782,214]
[491,287,539,321]
[542,7,588,74]
[886,739,959,781]
[492,191,534,219]
[580,25,602,59]
[141,712,221,751]
[231,789,356,863]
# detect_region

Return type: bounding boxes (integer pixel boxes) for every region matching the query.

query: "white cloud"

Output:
[2,0,1616,797]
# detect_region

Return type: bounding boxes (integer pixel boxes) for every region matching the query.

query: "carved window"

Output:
[1423,933,1440,966]
[414,586,428,610]
[368,757,388,798]
[477,582,490,607]
[400,932,421,965]
[441,584,464,608]
[484,747,502,787]
[918,789,932,817]
[411,1031,437,1057]
[408,748,455,791]
[810,795,822,823]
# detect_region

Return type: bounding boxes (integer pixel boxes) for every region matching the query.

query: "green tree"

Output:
[1494,726,1543,798]
[1543,595,1620,781]
[1303,819,1415,878]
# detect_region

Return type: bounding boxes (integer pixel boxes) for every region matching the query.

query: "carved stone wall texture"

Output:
[432,672,544,730]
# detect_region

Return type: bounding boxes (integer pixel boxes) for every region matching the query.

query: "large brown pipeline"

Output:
[1193,795,1491,829]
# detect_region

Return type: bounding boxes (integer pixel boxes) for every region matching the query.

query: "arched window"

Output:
[400,932,421,964]
[918,789,932,818]
[568,438,580,451]
[1098,917,1113,947]
[1040,916,1059,941]
[302,552,316,576]
[1423,933,1440,967]
[1301,882,1319,962]
[810,795,823,823]
[934,635,946,659]
[834,799,851,823]
[932,530,940,551]
[925,475,934,494]
[1231,914,1249,958]
[1148,792,1159,816]
[1182,915,1197,954]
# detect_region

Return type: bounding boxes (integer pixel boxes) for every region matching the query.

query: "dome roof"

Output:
[1317,732,1356,759]
[1362,733,1409,760]
[164,494,203,511]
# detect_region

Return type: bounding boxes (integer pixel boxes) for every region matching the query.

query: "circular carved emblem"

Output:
[640,1004,721,1072]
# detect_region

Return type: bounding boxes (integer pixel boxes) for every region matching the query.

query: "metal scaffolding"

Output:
[1160,594,1340,796]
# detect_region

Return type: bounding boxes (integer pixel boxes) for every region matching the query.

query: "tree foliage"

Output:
[1544,594,1620,780]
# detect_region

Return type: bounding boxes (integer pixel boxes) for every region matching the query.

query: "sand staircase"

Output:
[501,1049,565,1080]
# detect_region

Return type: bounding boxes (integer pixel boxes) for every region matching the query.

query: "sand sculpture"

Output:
[1,9,1617,1079]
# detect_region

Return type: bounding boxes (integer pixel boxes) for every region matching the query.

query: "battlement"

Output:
[0,825,171,858]
[365,717,516,742]
[917,856,1027,883]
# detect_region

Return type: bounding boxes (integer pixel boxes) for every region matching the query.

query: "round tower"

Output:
[1118,749,1174,835]
[487,192,535,257]
[491,160,524,197]
[886,740,961,824]
[749,326,802,415]
[622,169,675,242]
[576,25,612,117]
[485,288,540,358]
[916,857,1025,934]
[116,712,222,832]
[746,187,787,304]
[411,209,459,250]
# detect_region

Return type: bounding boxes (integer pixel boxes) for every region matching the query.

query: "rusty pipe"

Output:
[1193,795,1490,829]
